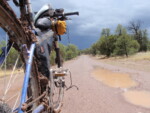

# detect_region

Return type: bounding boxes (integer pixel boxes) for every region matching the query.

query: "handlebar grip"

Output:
[64,12,79,16]
[52,11,79,17]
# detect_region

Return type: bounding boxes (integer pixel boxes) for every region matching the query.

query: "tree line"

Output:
[82,20,150,57]
[50,43,80,65]
[0,41,79,69]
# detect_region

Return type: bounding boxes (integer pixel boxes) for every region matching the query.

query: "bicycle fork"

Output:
[18,43,36,113]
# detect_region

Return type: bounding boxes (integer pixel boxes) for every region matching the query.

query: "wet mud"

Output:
[92,68,137,88]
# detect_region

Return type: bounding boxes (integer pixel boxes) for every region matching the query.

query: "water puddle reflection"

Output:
[123,91,150,108]
[92,68,137,88]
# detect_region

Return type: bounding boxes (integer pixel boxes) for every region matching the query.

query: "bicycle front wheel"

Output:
[0,1,40,112]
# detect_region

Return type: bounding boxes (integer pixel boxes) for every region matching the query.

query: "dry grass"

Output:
[98,52,150,72]
[98,52,150,61]
[129,52,150,61]
[0,69,23,77]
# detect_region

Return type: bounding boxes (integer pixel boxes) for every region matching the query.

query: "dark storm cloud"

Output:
[1,0,150,49]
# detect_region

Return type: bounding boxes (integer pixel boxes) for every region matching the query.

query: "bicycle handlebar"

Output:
[64,12,79,16]
[53,11,79,17]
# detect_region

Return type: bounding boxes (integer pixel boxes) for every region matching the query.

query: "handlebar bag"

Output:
[55,20,66,35]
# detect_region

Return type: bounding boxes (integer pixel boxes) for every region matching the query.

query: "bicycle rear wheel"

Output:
[49,69,65,113]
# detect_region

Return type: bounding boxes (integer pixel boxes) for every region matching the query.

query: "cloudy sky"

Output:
[5,0,150,49]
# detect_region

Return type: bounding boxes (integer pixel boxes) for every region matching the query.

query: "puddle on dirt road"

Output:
[123,91,150,108]
[92,68,137,88]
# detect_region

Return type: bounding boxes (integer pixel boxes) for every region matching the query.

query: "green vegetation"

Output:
[0,41,22,69]
[50,43,80,65]
[0,41,79,68]
[114,34,140,56]
[65,44,79,60]
[83,21,150,57]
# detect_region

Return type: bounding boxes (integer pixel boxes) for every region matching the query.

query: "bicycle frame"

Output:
[17,43,36,113]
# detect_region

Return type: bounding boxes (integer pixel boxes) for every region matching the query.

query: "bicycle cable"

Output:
[67,25,71,44]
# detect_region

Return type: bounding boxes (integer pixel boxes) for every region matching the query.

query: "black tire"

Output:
[27,62,40,112]
[0,101,11,113]
[50,75,64,113]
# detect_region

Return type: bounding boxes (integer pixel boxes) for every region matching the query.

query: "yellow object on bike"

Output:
[54,73,66,77]
[52,20,66,35]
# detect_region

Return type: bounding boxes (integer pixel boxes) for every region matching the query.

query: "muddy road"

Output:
[0,55,150,113]
[61,55,150,113]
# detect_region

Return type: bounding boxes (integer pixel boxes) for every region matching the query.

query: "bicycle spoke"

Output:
[3,32,8,99]
[52,79,64,108]
[0,1,40,112]
[12,92,20,112]
[3,55,19,98]
[0,32,24,110]
[5,91,20,103]
[0,42,14,69]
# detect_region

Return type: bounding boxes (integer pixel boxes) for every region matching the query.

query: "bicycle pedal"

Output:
[54,73,66,77]
[51,68,68,77]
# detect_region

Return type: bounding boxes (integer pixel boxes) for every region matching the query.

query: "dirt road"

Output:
[61,55,150,113]
[1,55,150,113]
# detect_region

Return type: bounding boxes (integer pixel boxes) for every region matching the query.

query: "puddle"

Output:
[123,91,150,108]
[92,68,137,88]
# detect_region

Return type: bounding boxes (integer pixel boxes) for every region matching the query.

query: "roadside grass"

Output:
[97,52,150,72]
[0,69,23,77]
[97,51,150,61]
[129,52,150,61]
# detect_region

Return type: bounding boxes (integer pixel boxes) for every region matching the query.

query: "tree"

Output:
[81,48,91,55]
[101,28,110,37]
[0,41,22,69]
[59,43,66,61]
[128,20,141,35]
[147,40,150,51]
[128,20,148,51]
[115,24,127,36]
[65,44,79,60]
[97,35,116,57]
[50,43,79,65]
[114,34,140,56]
[141,29,148,51]
[90,43,99,55]
[50,50,56,65]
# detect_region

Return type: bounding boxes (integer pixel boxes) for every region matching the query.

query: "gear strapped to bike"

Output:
[0,1,79,113]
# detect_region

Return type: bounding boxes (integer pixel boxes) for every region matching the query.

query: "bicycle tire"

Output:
[0,1,40,112]
[0,100,11,113]
[53,84,64,113]
[27,62,40,112]
[50,71,64,113]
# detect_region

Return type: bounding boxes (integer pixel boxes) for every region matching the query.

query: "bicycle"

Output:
[0,0,79,113]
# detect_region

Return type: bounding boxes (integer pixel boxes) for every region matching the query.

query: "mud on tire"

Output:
[0,101,11,113]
